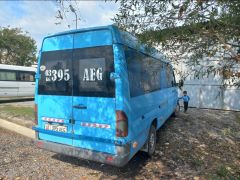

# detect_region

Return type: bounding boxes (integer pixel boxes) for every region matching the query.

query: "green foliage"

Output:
[214,165,236,179]
[113,0,240,85]
[0,27,37,66]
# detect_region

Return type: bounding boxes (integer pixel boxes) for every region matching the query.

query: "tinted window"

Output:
[166,65,174,87]
[141,56,162,92]
[38,50,72,95]
[125,48,144,97]
[125,47,162,97]
[160,64,168,89]
[73,46,115,97]
[0,70,17,81]
[38,46,115,97]
[19,72,35,82]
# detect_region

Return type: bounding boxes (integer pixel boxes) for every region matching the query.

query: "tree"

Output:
[0,27,37,66]
[55,0,82,29]
[113,0,240,85]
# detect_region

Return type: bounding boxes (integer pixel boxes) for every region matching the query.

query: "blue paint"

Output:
[72,97,116,154]
[42,34,73,52]
[34,25,178,166]
[33,126,125,145]
[74,29,112,49]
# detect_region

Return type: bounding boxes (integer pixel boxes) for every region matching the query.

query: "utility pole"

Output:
[69,5,77,29]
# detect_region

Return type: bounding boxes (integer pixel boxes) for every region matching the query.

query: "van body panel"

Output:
[0,81,19,97]
[17,81,35,97]
[126,89,171,154]
[73,29,112,48]
[42,34,74,52]
[38,95,73,145]
[112,44,130,111]
[72,97,116,154]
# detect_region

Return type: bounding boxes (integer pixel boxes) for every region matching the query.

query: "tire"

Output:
[172,103,180,117]
[147,125,156,156]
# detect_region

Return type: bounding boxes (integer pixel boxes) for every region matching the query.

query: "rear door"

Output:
[72,45,116,154]
[37,34,74,146]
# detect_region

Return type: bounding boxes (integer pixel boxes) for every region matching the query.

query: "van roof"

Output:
[42,25,170,64]
[0,64,36,72]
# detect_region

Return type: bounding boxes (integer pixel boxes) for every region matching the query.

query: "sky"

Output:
[0,1,119,51]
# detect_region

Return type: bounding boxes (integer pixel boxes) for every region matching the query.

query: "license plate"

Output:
[45,124,67,133]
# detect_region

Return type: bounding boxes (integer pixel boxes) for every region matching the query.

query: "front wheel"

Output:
[147,125,156,156]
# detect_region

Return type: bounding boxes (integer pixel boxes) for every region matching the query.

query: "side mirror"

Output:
[110,72,120,81]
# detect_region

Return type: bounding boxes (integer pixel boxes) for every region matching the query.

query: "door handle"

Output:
[69,119,75,124]
[73,105,87,109]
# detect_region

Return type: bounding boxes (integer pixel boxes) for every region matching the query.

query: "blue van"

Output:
[33,25,179,167]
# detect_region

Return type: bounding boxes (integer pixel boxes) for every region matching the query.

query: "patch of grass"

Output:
[0,105,34,119]
[190,157,204,168]
[221,128,236,136]
[214,166,235,179]
[236,115,240,125]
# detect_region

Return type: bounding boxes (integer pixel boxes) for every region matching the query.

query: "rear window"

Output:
[72,46,115,97]
[38,45,115,97]
[38,50,72,96]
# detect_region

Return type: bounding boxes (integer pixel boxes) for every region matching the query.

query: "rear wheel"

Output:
[147,125,156,156]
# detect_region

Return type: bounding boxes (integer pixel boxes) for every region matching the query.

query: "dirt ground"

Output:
[0,108,240,179]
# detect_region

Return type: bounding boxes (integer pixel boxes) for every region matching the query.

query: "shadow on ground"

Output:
[52,108,240,179]
[52,118,177,179]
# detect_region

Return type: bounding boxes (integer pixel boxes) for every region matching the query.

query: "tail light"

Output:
[34,104,38,125]
[116,110,128,137]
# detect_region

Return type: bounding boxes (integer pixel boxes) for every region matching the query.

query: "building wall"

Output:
[182,83,240,111]
[175,61,240,111]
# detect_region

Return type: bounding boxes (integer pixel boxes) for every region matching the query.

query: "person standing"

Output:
[179,91,190,113]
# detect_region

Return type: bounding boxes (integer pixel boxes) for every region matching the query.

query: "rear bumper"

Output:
[35,139,131,167]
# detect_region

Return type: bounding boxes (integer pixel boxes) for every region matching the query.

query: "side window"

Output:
[0,70,17,81]
[141,56,151,92]
[166,65,174,87]
[141,56,161,92]
[125,47,144,97]
[153,60,162,90]
[160,64,167,89]
[125,46,162,97]
[19,72,35,82]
